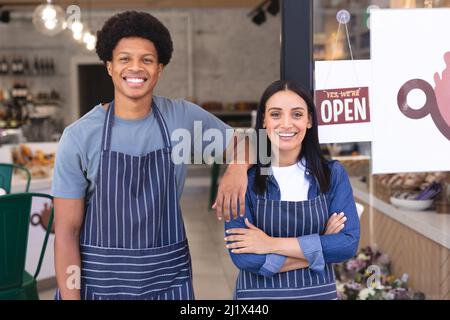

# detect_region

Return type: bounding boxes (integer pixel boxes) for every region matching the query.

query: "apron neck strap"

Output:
[151,101,172,149]
[101,99,172,152]
[101,101,114,152]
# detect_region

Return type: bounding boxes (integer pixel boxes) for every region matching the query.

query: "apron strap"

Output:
[100,99,172,152]
[101,101,115,152]
[152,102,172,149]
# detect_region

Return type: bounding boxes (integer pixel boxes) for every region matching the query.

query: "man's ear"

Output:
[158,63,164,76]
[106,61,112,77]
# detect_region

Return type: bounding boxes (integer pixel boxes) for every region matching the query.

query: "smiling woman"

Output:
[224,80,360,300]
[264,89,313,167]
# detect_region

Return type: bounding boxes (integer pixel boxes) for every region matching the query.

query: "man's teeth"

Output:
[126,78,145,83]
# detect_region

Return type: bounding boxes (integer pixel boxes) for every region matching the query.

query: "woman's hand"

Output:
[225,218,273,254]
[324,212,347,235]
[225,212,347,255]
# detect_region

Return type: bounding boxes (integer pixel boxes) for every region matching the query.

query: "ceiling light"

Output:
[0,9,10,23]
[32,0,66,36]
[252,9,266,25]
[73,31,83,41]
[70,21,83,34]
[267,0,280,16]
[86,42,95,51]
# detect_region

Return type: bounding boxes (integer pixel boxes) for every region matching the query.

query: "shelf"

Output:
[0,46,65,51]
[0,74,66,78]
[33,99,63,104]
[211,110,253,117]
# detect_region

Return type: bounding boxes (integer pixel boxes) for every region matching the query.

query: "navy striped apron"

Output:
[56,100,193,300]
[234,194,337,300]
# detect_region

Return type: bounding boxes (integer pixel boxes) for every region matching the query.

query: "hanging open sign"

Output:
[314,60,372,143]
[315,87,371,126]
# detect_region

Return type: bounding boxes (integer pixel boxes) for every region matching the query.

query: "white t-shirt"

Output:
[271,161,310,201]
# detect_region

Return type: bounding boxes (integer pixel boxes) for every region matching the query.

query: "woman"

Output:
[224,80,360,300]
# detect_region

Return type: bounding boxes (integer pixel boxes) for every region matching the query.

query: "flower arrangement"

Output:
[334,246,426,300]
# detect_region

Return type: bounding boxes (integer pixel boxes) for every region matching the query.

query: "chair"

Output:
[0,193,54,300]
[0,163,31,194]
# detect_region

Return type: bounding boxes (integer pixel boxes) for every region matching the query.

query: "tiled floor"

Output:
[39,165,239,300]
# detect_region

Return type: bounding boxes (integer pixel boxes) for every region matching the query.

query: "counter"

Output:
[351,177,450,300]
[351,177,450,250]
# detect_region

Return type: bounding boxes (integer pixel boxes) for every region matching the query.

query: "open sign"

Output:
[315,87,371,126]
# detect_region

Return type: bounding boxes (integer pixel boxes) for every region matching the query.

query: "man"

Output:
[53,11,247,300]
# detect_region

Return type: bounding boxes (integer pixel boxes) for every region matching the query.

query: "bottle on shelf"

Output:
[11,56,17,75]
[23,58,30,75]
[11,82,28,100]
[39,58,46,75]
[0,89,7,129]
[0,102,9,129]
[42,58,50,75]
[50,58,56,75]
[34,56,40,75]
[17,56,24,75]
[0,56,9,75]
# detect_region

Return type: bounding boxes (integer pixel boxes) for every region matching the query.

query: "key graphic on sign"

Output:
[397,52,450,140]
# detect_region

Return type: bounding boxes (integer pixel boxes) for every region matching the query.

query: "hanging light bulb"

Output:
[70,21,83,41]
[86,41,96,51]
[32,0,66,36]
[73,32,83,41]
[83,31,93,44]
[44,19,56,30]
[82,30,96,50]
[70,21,83,34]
[41,5,56,20]
[85,33,96,51]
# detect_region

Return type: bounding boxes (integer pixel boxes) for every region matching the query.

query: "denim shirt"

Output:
[225,160,360,278]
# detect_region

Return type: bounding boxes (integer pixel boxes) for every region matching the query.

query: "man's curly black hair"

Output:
[96,11,173,66]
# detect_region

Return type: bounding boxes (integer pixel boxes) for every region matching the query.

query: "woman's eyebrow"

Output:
[267,106,306,111]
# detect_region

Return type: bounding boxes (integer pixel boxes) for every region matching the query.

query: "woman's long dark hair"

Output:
[254,80,331,195]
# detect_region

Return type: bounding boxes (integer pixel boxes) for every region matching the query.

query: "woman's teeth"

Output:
[277,132,297,138]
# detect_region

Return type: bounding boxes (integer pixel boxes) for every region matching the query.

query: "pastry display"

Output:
[11,144,55,178]
[374,172,447,204]
[337,157,370,177]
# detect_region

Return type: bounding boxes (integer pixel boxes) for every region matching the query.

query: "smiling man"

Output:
[52,11,248,300]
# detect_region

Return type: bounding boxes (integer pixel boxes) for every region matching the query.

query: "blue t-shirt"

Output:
[52,96,232,202]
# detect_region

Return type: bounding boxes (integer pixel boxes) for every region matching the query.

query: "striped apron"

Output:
[234,194,337,300]
[56,100,193,300]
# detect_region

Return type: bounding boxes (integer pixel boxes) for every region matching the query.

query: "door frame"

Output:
[69,55,104,124]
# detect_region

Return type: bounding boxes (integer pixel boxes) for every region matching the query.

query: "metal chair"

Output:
[0,163,31,194]
[0,193,54,300]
